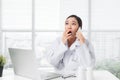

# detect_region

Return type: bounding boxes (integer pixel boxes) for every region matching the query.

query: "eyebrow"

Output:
[72,21,77,23]
[65,21,77,23]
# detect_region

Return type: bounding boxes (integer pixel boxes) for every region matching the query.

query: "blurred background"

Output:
[0,0,120,79]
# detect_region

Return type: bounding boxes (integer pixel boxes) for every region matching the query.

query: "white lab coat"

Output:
[46,37,95,74]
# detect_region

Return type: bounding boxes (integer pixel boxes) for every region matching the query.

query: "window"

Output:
[1,0,32,68]
[91,0,120,62]
[1,0,120,68]
[2,0,32,30]
[35,0,60,30]
[91,0,120,30]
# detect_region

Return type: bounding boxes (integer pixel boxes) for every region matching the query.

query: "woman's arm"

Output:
[46,38,68,70]
[76,31,95,68]
[76,40,95,68]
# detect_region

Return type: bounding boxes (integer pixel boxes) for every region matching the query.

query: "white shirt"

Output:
[46,37,95,74]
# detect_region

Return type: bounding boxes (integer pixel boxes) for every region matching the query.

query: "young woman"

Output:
[46,15,95,74]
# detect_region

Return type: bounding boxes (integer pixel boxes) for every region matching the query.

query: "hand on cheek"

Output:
[76,31,85,45]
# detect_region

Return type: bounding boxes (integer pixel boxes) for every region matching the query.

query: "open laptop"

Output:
[9,48,61,80]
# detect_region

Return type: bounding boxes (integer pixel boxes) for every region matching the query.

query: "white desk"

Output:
[0,68,119,80]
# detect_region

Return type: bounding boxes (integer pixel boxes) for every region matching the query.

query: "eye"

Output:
[65,22,68,25]
[72,23,76,25]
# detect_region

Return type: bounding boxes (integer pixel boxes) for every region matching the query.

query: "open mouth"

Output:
[68,31,72,34]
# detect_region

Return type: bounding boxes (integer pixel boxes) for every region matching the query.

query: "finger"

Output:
[64,32,72,38]
[64,33,71,38]
[66,29,71,34]
[77,31,83,36]
[67,33,72,36]
[76,34,79,38]
[66,35,72,40]
[76,31,80,34]
[65,33,72,38]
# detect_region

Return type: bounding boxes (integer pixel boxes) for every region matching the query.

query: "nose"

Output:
[67,24,72,29]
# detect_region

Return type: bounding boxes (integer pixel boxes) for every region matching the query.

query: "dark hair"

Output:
[67,15,82,29]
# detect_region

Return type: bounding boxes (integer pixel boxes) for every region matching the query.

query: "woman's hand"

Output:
[62,29,72,44]
[76,31,85,45]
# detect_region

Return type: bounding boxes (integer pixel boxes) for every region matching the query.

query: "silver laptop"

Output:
[9,48,61,80]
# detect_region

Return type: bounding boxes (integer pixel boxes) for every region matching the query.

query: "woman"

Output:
[46,15,95,74]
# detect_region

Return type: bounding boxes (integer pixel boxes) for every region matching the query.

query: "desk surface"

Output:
[0,68,119,80]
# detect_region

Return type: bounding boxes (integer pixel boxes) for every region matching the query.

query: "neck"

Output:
[68,37,76,47]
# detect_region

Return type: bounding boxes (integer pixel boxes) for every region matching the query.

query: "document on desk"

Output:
[40,72,76,80]
[40,72,61,80]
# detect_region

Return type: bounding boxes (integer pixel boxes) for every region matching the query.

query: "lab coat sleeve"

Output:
[46,38,68,69]
[77,40,95,68]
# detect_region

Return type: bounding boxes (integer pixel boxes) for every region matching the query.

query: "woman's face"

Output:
[65,17,79,37]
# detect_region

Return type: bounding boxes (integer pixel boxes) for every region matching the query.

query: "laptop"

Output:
[9,48,61,80]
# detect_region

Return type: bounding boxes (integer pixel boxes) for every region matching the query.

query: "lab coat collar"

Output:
[67,38,81,50]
